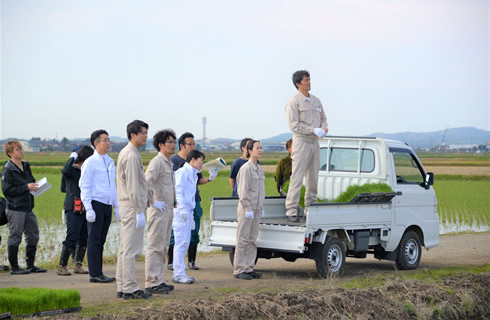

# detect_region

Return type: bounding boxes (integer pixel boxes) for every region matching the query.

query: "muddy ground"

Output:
[1,233,489,319]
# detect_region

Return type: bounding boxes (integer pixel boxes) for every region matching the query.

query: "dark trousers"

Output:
[63,210,88,249]
[87,201,112,277]
[169,201,202,246]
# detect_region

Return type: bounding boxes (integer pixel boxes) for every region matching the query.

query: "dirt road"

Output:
[0,233,489,306]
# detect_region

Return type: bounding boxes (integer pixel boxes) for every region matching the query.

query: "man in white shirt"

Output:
[116,120,153,300]
[79,129,119,283]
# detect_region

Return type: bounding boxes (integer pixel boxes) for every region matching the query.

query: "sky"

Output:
[1,0,488,141]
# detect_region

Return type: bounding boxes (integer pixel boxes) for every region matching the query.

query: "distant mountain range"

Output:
[261,127,490,149]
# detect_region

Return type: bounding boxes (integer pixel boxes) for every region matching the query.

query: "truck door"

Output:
[388,148,439,250]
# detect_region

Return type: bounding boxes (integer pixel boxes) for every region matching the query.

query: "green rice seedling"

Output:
[0,287,80,315]
[331,183,393,203]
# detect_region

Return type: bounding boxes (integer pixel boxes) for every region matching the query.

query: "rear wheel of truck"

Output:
[229,248,258,267]
[396,231,422,270]
[316,237,345,278]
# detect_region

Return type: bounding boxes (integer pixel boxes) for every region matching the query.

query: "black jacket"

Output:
[1,160,35,212]
[61,157,81,211]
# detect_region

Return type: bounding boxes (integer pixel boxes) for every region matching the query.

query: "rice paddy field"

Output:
[0,151,488,266]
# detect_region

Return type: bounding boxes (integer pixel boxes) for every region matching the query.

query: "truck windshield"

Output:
[391,151,425,184]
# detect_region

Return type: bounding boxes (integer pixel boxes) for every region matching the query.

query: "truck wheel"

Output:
[315,237,345,278]
[396,231,422,270]
[229,248,258,267]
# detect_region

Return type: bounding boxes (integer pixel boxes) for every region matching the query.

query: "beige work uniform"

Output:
[116,142,152,294]
[144,152,176,289]
[285,91,328,217]
[233,160,265,275]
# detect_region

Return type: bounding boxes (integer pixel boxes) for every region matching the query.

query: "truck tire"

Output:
[229,248,258,267]
[395,231,422,270]
[315,236,345,278]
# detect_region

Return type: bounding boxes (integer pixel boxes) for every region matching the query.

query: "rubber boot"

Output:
[71,244,77,264]
[25,245,47,273]
[167,245,174,270]
[8,245,30,275]
[73,246,89,274]
[187,244,199,270]
[57,245,72,276]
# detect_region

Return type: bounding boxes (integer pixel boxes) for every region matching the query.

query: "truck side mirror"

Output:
[424,172,434,189]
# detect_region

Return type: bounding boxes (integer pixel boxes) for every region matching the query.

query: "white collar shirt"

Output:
[79,150,118,211]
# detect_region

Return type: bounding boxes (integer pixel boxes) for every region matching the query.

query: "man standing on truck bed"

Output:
[285,70,328,222]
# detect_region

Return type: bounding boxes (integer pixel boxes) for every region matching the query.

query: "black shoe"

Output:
[145,284,170,294]
[188,261,200,270]
[117,291,123,298]
[10,267,30,275]
[234,272,253,280]
[246,271,262,279]
[101,274,116,282]
[123,290,152,300]
[90,275,113,283]
[287,216,300,222]
[1,265,10,272]
[159,282,174,291]
[26,265,47,273]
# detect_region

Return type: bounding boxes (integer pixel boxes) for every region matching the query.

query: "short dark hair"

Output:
[178,132,194,150]
[126,120,149,141]
[153,129,177,151]
[186,150,205,163]
[246,140,261,158]
[285,138,293,149]
[292,70,310,89]
[74,145,94,165]
[240,138,252,152]
[90,129,109,147]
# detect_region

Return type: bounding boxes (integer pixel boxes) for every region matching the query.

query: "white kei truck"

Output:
[208,136,440,277]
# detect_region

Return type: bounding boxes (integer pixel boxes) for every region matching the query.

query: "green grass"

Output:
[0,287,80,315]
[340,264,490,290]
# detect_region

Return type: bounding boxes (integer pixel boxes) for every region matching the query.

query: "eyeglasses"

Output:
[15,148,24,152]
[166,140,177,144]
[99,138,111,143]
[185,143,196,146]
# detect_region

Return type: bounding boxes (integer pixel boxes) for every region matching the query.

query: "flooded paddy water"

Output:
[0,215,488,266]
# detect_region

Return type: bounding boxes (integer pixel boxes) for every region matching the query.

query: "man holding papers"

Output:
[1,140,47,275]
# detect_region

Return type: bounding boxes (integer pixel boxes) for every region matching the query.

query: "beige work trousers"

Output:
[285,139,320,217]
[233,209,260,275]
[116,205,145,294]
[145,206,173,288]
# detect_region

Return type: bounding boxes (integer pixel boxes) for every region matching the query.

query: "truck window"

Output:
[391,151,424,184]
[323,148,374,173]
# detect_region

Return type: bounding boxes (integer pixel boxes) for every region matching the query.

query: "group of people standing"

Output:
[1,69,328,291]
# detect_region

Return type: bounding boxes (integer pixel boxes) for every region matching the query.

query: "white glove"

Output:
[191,219,196,230]
[245,211,254,220]
[208,168,218,181]
[113,207,119,222]
[135,212,146,229]
[86,209,96,223]
[152,200,167,212]
[62,209,66,225]
[70,152,78,160]
[261,210,265,218]
[313,128,326,138]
